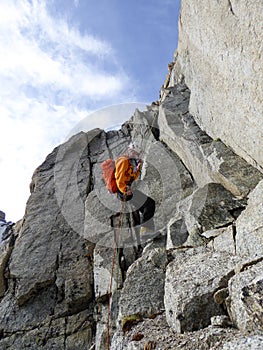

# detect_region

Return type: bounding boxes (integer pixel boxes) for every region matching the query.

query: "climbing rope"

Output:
[106,198,126,350]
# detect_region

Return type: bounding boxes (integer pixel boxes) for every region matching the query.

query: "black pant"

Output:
[117,189,155,230]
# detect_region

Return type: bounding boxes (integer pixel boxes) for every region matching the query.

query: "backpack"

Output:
[101,159,118,193]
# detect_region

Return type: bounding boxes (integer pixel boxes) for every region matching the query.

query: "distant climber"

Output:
[114,142,156,237]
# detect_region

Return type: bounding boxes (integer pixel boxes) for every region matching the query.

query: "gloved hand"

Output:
[125,189,133,196]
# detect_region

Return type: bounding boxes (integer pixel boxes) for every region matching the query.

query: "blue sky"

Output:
[0,0,180,222]
[47,0,180,103]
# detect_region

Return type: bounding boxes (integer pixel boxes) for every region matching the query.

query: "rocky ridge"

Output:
[0,1,263,349]
[0,81,262,349]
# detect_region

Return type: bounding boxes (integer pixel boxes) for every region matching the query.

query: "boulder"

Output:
[117,248,168,328]
[227,260,263,334]
[165,248,242,333]
[167,217,189,249]
[171,183,247,249]
[235,180,263,258]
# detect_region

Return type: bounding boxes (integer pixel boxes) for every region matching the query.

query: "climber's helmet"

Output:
[128,142,141,158]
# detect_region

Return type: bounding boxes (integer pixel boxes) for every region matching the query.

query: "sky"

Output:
[0,0,181,222]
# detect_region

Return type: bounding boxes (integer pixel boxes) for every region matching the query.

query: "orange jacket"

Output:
[115,155,141,193]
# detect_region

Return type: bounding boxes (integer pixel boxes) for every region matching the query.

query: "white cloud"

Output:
[0,0,135,221]
[0,93,87,222]
[67,103,147,138]
[0,0,127,101]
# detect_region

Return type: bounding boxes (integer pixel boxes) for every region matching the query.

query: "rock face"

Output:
[165,248,241,333]
[1,1,263,349]
[171,0,263,172]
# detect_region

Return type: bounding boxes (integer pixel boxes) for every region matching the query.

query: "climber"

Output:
[115,142,156,236]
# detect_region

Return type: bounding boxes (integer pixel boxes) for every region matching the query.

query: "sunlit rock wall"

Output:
[171,0,263,172]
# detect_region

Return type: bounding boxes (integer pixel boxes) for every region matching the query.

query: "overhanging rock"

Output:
[158,84,263,197]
